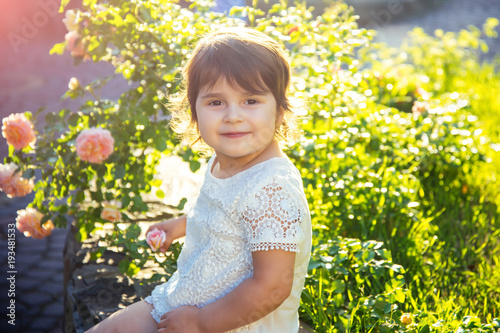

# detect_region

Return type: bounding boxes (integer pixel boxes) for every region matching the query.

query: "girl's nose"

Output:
[223,104,243,123]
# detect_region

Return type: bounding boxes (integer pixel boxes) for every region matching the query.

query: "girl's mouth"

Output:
[221,132,248,139]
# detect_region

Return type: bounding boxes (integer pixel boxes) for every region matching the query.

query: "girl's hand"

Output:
[145,216,187,253]
[156,305,202,333]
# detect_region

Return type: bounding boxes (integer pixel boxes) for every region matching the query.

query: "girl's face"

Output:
[195,79,283,162]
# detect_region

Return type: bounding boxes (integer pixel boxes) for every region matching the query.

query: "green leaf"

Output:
[41,215,51,224]
[138,6,152,21]
[154,137,167,152]
[34,106,47,119]
[87,36,100,52]
[383,302,394,314]
[118,259,130,274]
[308,259,324,270]
[59,0,71,13]
[331,279,345,294]
[77,225,88,242]
[189,160,201,173]
[110,12,125,27]
[127,223,141,238]
[75,190,85,203]
[132,195,144,208]
[91,190,103,202]
[68,113,80,127]
[34,189,45,206]
[176,198,187,211]
[114,165,126,179]
[395,288,406,303]
[125,13,138,24]
[378,193,385,208]
[22,169,35,179]
[50,42,66,55]
[420,324,430,333]
[122,195,131,208]
[54,214,68,227]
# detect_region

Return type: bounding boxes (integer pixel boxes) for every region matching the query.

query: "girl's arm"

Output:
[146,215,187,252]
[200,249,296,332]
[158,249,295,333]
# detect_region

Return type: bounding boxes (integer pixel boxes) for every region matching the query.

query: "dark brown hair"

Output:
[170,27,301,150]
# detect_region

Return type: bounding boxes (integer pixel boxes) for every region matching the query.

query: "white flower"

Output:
[68,77,80,91]
[63,9,80,32]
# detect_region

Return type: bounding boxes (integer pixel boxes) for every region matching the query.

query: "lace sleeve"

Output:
[241,177,305,253]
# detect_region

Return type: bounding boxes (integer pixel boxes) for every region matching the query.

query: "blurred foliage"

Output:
[4,0,500,331]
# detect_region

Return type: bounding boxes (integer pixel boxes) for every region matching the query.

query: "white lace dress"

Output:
[145,155,312,333]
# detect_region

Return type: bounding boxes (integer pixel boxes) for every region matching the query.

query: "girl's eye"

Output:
[246,99,259,105]
[208,100,223,106]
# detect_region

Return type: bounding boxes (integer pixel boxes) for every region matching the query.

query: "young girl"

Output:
[86,27,312,333]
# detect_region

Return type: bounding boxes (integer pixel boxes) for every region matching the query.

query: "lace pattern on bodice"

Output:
[242,179,304,253]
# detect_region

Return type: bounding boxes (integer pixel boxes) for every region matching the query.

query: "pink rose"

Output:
[16,208,54,239]
[2,113,36,150]
[76,127,114,164]
[100,200,122,222]
[0,163,34,198]
[146,228,167,252]
[65,30,86,57]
